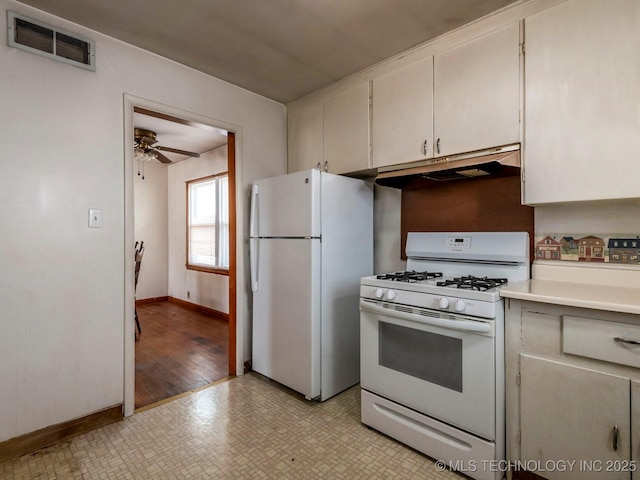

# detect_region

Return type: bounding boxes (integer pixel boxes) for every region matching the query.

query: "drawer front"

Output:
[563,316,640,368]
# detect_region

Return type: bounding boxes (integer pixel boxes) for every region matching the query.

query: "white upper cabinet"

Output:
[523,0,640,204]
[288,102,323,173]
[323,82,371,175]
[371,22,520,170]
[288,82,370,175]
[288,19,522,174]
[434,22,521,157]
[372,57,434,168]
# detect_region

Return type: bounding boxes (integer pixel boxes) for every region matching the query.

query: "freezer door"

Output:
[251,237,321,399]
[251,169,321,238]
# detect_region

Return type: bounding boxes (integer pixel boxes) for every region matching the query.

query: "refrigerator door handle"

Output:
[250,184,259,238]
[250,238,259,292]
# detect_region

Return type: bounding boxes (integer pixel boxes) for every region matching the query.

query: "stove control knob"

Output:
[386,290,397,301]
[439,297,450,309]
[374,288,385,299]
[455,299,467,312]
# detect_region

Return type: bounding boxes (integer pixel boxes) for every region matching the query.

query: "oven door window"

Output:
[379,321,462,392]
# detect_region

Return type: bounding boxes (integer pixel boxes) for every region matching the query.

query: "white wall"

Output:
[134,162,169,300]
[374,185,405,274]
[0,0,285,442]
[168,146,229,313]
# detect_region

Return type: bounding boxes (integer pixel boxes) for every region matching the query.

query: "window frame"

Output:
[186,172,229,275]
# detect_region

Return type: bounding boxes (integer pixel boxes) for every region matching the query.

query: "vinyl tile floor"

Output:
[0,374,464,479]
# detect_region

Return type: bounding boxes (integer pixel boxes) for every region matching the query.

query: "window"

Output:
[187,173,229,273]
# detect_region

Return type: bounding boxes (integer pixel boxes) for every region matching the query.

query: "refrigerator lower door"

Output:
[252,237,321,399]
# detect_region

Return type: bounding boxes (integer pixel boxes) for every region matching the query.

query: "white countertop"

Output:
[500,279,640,315]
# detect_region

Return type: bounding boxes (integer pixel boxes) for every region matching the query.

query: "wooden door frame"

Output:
[227,131,237,375]
[123,96,240,415]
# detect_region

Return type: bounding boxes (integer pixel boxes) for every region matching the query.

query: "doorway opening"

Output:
[130,105,237,410]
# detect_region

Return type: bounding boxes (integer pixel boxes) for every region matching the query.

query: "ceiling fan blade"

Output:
[153,150,173,164]
[155,145,201,158]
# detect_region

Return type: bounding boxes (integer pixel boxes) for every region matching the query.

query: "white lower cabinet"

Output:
[632,381,640,469]
[506,300,640,480]
[520,355,630,480]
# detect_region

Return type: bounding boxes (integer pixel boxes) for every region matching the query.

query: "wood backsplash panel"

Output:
[400,176,534,260]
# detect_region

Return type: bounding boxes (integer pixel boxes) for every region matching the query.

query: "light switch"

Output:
[89,208,103,228]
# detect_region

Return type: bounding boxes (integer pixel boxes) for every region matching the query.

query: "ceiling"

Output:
[18,0,519,104]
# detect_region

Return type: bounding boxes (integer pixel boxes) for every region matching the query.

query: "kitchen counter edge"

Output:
[500,279,640,315]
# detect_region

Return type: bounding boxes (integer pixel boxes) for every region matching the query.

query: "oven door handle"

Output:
[360,300,492,334]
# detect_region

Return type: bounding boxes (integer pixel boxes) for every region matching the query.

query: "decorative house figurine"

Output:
[559,236,578,253]
[536,236,562,260]
[577,235,605,262]
[608,238,640,264]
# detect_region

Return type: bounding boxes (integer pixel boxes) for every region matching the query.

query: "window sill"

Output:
[186,265,229,276]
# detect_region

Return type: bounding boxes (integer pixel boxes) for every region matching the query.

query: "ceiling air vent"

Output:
[7,11,95,71]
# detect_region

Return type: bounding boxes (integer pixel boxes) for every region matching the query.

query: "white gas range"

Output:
[360,231,530,480]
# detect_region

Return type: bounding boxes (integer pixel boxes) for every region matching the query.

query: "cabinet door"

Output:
[288,102,323,173]
[434,22,520,157]
[372,57,434,168]
[523,0,640,204]
[323,82,370,174]
[632,380,640,475]
[520,354,630,480]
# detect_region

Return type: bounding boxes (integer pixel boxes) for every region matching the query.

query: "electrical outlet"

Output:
[89,208,103,228]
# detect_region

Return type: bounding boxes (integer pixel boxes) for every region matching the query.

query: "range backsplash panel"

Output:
[401,175,535,260]
[535,233,640,263]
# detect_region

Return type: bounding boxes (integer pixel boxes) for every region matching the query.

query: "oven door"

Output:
[360,299,496,440]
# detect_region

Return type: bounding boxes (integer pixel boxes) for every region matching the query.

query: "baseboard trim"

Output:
[0,404,122,464]
[168,297,229,321]
[136,296,169,305]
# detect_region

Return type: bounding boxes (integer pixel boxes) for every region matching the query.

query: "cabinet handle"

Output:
[613,425,619,452]
[316,162,322,170]
[422,140,428,156]
[436,138,441,154]
[323,161,329,172]
[614,337,640,345]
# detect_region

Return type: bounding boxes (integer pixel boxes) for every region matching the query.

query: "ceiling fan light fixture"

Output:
[133,126,201,165]
[134,147,157,162]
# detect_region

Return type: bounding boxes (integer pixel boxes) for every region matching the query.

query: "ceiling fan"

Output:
[134,127,201,164]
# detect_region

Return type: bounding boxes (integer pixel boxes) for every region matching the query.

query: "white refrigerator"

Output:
[250,169,373,401]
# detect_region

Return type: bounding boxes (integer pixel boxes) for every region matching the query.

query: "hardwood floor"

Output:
[135,301,229,409]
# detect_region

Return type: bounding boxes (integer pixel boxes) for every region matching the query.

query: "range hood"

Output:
[375,144,521,189]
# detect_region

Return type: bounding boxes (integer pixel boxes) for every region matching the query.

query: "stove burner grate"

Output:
[436,275,508,291]
[376,270,443,283]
